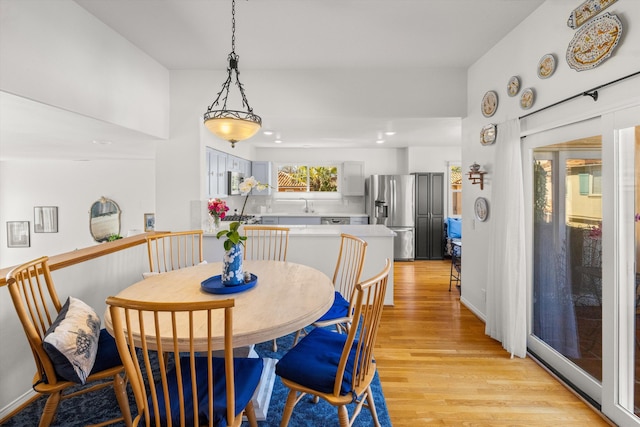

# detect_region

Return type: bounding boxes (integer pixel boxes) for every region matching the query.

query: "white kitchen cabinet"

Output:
[227,155,241,172]
[342,161,365,196]
[260,216,278,225]
[278,216,321,225]
[350,216,369,225]
[251,161,272,194]
[206,147,228,197]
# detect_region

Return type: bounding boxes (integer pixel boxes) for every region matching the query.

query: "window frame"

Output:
[273,162,342,200]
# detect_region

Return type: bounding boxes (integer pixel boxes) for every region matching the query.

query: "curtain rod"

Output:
[518,70,640,120]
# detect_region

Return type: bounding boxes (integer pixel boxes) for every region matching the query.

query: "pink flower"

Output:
[636,213,640,222]
[208,198,229,219]
[588,223,602,239]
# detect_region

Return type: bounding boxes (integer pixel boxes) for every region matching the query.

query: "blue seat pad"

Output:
[316,291,349,322]
[89,329,123,375]
[149,356,263,426]
[276,328,357,397]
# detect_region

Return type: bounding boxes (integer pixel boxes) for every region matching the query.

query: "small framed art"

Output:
[7,221,30,248]
[144,213,155,232]
[34,206,58,233]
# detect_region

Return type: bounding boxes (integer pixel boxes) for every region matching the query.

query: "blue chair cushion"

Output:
[447,218,462,238]
[276,328,357,397]
[89,329,123,374]
[316,291,349,322]
[150,356,263,427]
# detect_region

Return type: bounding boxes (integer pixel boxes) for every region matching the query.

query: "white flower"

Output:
[239,176,258,194]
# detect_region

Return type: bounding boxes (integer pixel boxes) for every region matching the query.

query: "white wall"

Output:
[463,0,640,316]
[0,0,169,138]
[0,159,155,269]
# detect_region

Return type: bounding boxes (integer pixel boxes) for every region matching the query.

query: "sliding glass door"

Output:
[524,106,640,426]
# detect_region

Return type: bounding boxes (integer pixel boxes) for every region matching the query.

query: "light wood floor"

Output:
[375,260,614,426]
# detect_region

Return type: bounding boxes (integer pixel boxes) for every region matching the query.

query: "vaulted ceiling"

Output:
[0,0,545,159]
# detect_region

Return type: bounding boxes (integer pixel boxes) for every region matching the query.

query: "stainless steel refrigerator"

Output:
[365,175,415,261]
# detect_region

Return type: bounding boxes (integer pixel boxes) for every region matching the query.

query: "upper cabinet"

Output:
[206,148,252,198]
[342,161,365,196]
[251,161,272,195]
[207,147,228,197]
[227,155,251,177]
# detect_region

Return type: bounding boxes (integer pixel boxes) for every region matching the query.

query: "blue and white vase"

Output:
[222,243,244,286]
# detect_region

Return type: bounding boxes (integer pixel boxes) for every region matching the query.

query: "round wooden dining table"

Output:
[104,260,334,351]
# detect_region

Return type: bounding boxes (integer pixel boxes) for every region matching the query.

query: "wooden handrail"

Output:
[0,232,168,287]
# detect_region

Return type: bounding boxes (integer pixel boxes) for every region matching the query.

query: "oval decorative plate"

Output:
[566,12,622,72]
[537,54,556,79]
[507,76,520,97]
[520,88,534,110]
[480,124,497,146]
[481,90,498,118]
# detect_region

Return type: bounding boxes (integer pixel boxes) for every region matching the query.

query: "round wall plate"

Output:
[474,197,489,222]
[507,76,520,97]
[480,124,497,145]
[481,90,498,117]
[537,54,556,79]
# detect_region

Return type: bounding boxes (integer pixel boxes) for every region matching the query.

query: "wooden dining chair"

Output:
[293,233,367,345]
[243,225,290,351]
[106,296,263,427]
[276,259,391,427]
[145,230,205,277]
[242,225,289,262]
[6,256,131,427]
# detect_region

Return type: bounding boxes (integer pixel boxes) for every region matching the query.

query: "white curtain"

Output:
[485,118,527,358]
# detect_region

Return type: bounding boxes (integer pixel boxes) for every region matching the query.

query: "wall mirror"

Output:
[89,197,121,242]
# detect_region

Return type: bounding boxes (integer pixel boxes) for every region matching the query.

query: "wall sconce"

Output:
[467,162,486,190]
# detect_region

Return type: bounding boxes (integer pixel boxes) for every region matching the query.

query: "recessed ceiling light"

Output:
[92,140,112,145]
[263,130,274,136]
[274,139,282,144]
[376,139,385,144]
[384,131,396,136]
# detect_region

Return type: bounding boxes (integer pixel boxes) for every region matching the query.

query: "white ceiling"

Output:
[0,0,545,160]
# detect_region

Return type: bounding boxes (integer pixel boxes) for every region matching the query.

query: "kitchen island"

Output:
[203,224,395,305]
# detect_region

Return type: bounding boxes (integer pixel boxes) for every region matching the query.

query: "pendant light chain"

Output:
[231,0,236,54]
[203,0,261,147]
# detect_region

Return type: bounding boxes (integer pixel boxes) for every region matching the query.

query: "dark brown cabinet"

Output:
[414,173,444,260]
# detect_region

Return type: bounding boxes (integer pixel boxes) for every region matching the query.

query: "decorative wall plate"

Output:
[567,0,618,29]
[507,76,520,97]
[537,54,556,79]
[566,12,622,72]
[474,197,489,222]
[480,124,497,146]
[520,88,535,110]
[481,90,498,118]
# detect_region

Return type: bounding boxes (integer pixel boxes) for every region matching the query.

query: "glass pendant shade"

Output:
[204,110,261,147]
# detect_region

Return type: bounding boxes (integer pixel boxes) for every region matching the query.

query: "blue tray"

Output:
[201,274,257,294]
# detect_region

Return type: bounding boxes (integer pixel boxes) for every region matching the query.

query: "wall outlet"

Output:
[481,288,486,302]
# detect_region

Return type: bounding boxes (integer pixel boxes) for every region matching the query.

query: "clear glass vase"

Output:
[208,215,221,232]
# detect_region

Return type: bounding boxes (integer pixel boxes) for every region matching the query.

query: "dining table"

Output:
[104,260,335,351]
[104,260,335,420]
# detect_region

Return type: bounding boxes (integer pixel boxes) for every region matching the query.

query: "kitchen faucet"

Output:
[300,198,309,213]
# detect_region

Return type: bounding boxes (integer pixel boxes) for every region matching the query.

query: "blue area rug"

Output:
[3,332,391,426]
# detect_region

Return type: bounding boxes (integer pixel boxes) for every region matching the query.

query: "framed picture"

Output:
[7,221,30,248]
[34,206,58,233]
[144,213,155,232]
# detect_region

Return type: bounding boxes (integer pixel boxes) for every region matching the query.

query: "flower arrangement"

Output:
[208,198,229,220]
[216,176,267,250]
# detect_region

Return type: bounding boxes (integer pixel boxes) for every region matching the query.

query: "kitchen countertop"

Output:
[204,224,394,237]
[257,212,368,217]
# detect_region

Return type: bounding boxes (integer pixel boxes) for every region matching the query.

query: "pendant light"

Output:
[203,0,261,148]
